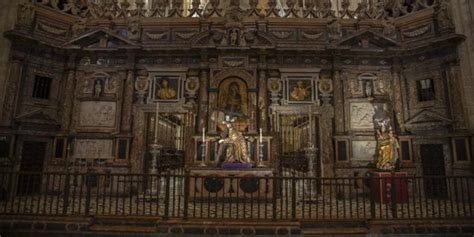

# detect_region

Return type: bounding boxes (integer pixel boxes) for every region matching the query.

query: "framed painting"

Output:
[149,74,183,102]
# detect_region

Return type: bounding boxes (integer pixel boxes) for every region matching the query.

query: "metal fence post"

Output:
[390,173,397,218]
[370,173,376,219]
[85,172,92,215]
[183,172,189,220]
[163,172,170,220]
[291,177,297,221]
[272,176,277,221]
[62,172,71,215]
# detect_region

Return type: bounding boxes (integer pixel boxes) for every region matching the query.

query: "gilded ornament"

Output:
[290,81,310,101]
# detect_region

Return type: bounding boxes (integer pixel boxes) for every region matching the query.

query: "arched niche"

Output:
[210,69,256,89]
[208,70,258,134]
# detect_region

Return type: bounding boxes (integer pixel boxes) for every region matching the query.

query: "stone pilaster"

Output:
[61,70,76,131]
[130,108,146,174]
[121,70,135,132]
[451,0,474,131]
[333,69,344,135]
[199,68,209,133]
[258,69,268,132]
[0,1,28,124]
[1,60,22,127]
[320,105,335,177]
[447,62,467,130]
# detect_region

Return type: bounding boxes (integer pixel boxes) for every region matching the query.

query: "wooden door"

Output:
[17,141,46,195]
[420,144,447,198]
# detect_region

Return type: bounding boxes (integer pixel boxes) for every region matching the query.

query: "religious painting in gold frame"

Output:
[285,76,315,103]
[217,78,249,117]
[151,75,182,102]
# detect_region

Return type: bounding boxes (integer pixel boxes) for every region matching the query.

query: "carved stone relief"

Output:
[349,78,363,96]
[82,73,120,96]
[268,77,282,105]
[318,78,333,96]
[79,101,116,127]
[134,76,149,104]
[104,76,119,94]
[185,76,200,102]
[350,102,375,130]
[17,3,35,26]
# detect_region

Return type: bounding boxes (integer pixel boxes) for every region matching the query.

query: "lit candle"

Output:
[202,127,205,142]
[259,128,263,143]
[154,102,159,144]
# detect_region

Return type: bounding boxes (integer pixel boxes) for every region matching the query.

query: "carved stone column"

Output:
[199,68,209,133]
[61,70,77,131]
[121,70,134,132]
[0,60,23,127]
[333,69,345,135]
[258,69,268,132]
[320,105,335,177]
[130,108,146,174]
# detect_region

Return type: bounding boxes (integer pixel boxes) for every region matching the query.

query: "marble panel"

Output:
[79,101,116,128]
[352,140,376,161]
[73,139,114,159]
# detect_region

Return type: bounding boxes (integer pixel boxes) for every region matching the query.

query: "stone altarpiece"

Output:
[0,0,471,181]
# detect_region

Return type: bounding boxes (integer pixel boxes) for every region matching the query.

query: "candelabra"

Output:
[304,143,319,199]
[199,141,207,167]
[146,142,162,197]
[257,142,266,167]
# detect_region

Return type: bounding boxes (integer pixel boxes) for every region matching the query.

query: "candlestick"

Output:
[200,128,206,167]
[154,102,159,144]
[259,128,263,143]
[202,127,205,142]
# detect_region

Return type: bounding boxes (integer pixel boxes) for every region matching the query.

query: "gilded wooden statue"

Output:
[373,104,399,171]
[218,117,250,163]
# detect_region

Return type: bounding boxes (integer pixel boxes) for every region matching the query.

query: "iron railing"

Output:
[0,171,472,221]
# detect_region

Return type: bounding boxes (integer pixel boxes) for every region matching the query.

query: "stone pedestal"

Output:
[371,171,408,204]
